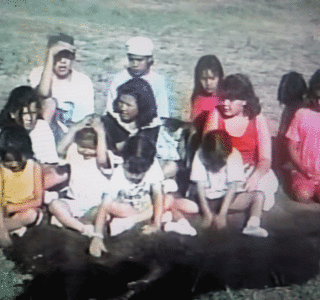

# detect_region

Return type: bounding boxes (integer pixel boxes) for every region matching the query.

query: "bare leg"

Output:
[5,209,38,231]
[49,199,85,233]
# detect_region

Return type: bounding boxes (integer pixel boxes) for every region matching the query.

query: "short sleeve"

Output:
[190,150,208,182]
[146,158,165,185]
[226,148,245,183]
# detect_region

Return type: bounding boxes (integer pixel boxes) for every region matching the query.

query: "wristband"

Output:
[92,233,104,239]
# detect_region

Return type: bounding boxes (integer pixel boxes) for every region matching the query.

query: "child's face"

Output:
[118,94,139,123]
[3,153,27,172]
[221,98,246,118]
[200,69,219,94]
[77,140,97,160]
[53,50,74,78]
[11,102,38,132]
[127,54,150,75]
[123,163,146,184]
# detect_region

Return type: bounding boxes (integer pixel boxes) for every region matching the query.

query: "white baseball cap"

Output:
[126,36,154,56]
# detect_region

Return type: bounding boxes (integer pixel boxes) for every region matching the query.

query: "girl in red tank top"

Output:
[203,74,278,236]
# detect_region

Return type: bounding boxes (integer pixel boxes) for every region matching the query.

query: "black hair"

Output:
[74,127,98,148]
[0,86,41,127]
[307,69,320,109]
[0,126,34,161]
[200,130,232,172]
[220,74,261,118]
[121,135,156,174]
[277,72,307,107]
[191,55,224,103]
[113,78,158,128]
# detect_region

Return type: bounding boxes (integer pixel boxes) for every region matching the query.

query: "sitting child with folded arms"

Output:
[49,114,117,236]
[190,130,269,237]
[0,126,43,247]
[89,135,164,257]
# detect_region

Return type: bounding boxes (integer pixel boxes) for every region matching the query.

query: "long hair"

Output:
[220,74,261,118]
[0,126,34,160]
[0,86,41,127]
[191,55,224,103]
[307,69,320,109]
[277,72,307,107]
[113,78,158,128]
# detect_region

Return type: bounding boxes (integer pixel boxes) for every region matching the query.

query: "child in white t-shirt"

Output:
[190,130,269,237]
[89,135,164,257]
[49,115,116,236]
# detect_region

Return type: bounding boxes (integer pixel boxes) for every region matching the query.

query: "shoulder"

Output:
[146,70,165,82]
[72,70,93,84]
[112,69,131,82]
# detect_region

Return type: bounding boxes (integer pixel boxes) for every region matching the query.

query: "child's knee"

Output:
[49,199,66,213]
[21,209,38,226]
[294,189,314,204]
[252,191,265,203]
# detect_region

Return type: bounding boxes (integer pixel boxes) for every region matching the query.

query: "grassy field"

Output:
[1,0,320,299]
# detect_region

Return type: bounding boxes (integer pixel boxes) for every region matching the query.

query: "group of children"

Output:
[1,33,320,258]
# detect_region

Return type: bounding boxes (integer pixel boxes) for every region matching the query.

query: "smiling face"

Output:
[200,69,219,94]
[53,50,74,78]
[118,94,139,123]
[221,98,246,118]
[127,54,150,75]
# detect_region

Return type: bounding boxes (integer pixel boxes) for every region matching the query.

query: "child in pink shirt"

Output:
[286,70,320,203]
[190,55,224,138]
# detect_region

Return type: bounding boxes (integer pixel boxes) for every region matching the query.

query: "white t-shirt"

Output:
[190,148,245,199]
[29,119,59,164]
[105,158,164,211]
[29,67,94,122]
[105,69,169,118]
[65,143,120,217]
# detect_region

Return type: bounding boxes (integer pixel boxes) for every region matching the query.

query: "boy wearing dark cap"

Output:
[29,33,94,142]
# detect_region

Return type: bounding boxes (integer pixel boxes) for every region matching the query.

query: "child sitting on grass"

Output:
[286,70,320,203]
[0,126,43,247]
[89,135,165,257]
[190,130,269,237]
[49,114,117,236]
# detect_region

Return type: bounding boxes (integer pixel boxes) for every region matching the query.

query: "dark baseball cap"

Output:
[47,33,74,48]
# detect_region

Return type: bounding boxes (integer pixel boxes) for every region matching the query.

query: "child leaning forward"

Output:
[49,114,117,236]
[89,135,164,257]
[190,130,269,237]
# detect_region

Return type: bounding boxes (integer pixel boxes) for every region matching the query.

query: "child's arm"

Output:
[197,181,213,227]
[214,181,238,229]
[0,174,12,247]
[245,114,272,192]
[142,182,163,234]
[287,139,308,176]
[37,42,76,98]
[89,195,110,257]
[57,115,93,158]
[91,115,110,169]
[6,162,43,214]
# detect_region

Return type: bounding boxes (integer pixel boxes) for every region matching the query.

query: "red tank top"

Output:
[218,112,258,165]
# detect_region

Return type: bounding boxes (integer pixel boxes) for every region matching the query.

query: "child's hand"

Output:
[142,224,160,235]
[244,173,259,192]
[89,237,108,257]
[0,230,12,248]
[213,214,227,230]
[202,216,213,228]
[48,41,76,58]
[90,115,105,133]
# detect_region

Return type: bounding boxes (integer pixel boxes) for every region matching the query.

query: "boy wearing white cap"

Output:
[29,33,94,143]
[105,36,170,119]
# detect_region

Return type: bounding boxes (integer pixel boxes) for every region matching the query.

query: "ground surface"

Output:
[1,0,320,299]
